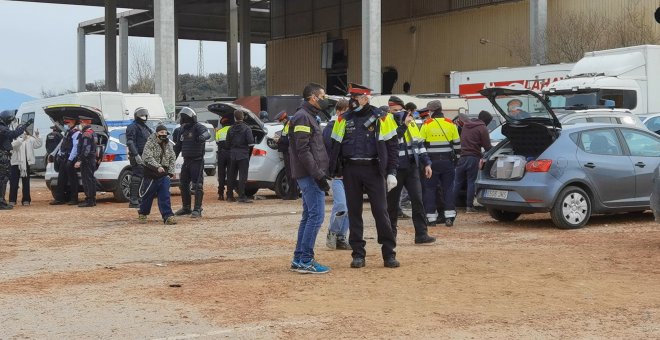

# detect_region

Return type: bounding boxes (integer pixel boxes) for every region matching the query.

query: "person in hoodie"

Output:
[453,110,492,213]
[138,125,177,225]
[226,109,254,203]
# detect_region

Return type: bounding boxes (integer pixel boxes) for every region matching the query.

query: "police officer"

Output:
[419,100,461,227]
[126,107,153,208]
[74,116,99,207]
[50,116,81,205]
[173,107,210,218]
[328,83,400,269]
[275,110,299,200]
[45,125,63,156]
[0,110,33,210]
[385,96,436,245]
[216,117,232,200]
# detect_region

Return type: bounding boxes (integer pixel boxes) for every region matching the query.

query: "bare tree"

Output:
[610,1,660,47]
[129,41,155,93]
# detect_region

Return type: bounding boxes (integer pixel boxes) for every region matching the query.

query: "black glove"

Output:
[315,176,331,192]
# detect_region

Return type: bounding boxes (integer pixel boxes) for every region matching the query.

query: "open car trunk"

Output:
[479,88,561,179]
[43,104,109,170]
[207,102,267,144]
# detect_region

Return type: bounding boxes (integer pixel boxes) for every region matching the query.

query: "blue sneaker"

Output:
[290,259,301,272]
[297,259,330,274]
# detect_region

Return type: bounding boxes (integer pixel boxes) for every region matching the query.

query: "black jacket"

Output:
[226,121,253,161]
[288,102,328,180]
[125,120,152,157]
[173,122,209,159]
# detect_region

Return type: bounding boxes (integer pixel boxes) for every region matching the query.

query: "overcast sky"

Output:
[0,1,266,97]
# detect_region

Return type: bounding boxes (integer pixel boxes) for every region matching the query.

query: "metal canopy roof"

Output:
[17,0,271,43]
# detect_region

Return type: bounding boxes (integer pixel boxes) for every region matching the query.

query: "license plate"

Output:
[484,189,508,199]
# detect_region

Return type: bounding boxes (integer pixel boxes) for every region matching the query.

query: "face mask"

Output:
[140,116,148,121]
[349,99,359,109]
[158,135,169,142]
[317,98,330,111]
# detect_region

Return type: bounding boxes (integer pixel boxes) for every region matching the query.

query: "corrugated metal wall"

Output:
[267,0,660,95]
[266,33,326,95]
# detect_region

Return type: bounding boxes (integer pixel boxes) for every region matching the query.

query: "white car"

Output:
[206,102,289,197]
[43,104,183,202]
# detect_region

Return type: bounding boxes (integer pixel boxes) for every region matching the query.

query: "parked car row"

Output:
[43,104,183,202]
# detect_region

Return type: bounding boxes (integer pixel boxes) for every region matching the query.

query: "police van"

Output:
[16,92,169,171]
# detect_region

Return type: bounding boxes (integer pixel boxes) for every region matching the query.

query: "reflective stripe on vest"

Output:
[420,118,461,155]
[215,126,230,141]
[281,122,290,136]
[331,113,398,143]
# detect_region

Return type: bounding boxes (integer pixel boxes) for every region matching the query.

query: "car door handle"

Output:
[584,162,596,168]
[635,162,646,168]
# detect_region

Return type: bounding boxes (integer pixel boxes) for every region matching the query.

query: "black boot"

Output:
[217,190,224,200]
[78,198,96,207]
[191,187,204,218]
[176,182,192,215]
[128,176,141,208]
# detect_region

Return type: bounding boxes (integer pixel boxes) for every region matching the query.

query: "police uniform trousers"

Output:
[0,150,11,204]
[55,158,79,203]
[386,165,428,239]
[282,151,298,199]
[422,158,456,219]
[80,157,97,201]
[129,157,144,204]
[216,150,230,195]
[343,162,397,260]
[180,158,204,210]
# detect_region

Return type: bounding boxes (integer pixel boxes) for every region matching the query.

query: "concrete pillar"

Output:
[105,0,117,91]
[530,0,548,65]
[154,0,176,114]
[228,0,239,97]
[77,27,86,92]
[239,0,251,97]
[118,17,129,92]
[361,0,381,93]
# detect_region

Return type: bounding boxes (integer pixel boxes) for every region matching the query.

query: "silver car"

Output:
[475,88,660,229]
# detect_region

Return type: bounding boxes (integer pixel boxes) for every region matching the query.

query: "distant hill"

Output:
[0,88,36,111]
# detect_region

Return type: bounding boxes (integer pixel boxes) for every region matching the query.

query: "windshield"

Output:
[493,93,554,122]
[546,89,637,110]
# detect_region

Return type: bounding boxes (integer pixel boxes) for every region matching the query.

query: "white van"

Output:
[16,92,169,171]
[369,94,468,121]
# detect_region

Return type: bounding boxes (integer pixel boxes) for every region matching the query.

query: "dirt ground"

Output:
[1,178,659,339]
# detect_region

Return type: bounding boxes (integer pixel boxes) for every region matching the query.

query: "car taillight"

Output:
[252,148,267,156]
[525,159,552,172]
[102,154,116,162]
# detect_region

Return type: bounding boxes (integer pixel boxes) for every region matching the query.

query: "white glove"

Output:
[386,174,398,192]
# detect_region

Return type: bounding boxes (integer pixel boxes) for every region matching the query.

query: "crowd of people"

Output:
[0,81,493,274]
[285,82,493,274]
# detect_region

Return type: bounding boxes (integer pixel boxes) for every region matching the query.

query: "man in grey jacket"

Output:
[288,82,332,274]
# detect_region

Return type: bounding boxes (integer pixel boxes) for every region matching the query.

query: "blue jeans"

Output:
[454,155,480,208]
[293,176,326,263]
[329,179,349,237]
[138,176,174,222]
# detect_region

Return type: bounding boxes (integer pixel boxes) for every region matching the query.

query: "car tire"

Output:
[274,169,288,198]
[205,168,216,176]
[114,169,132,203]
[550,186,591,229]
[487,208,521,222]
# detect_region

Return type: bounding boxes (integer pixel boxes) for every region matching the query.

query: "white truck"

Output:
[450,63,575,115]
[544,45,660,116]
[17,92,169,171]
